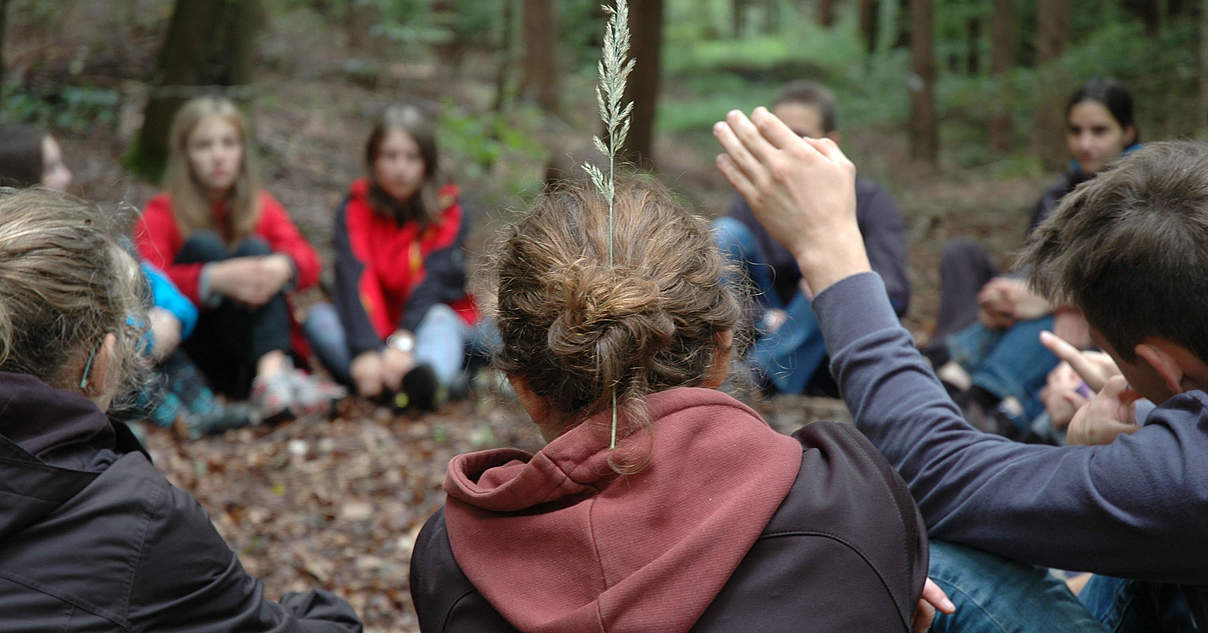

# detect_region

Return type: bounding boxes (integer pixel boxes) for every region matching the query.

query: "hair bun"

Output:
[546,261,673,375]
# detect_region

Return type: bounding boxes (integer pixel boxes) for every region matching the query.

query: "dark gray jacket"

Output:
[0,372,361,632]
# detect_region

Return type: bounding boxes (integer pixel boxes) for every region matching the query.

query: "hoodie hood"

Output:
[443,387,803,633]
[0,372,115,540]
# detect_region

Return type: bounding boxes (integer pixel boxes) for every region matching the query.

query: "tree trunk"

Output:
[966,16,980,74]
[819,0,835,27]
[521,0,559,114]
[129,0,260,183]
[0,0,8,105]
[347,0,380,55]
[1033,0,1069,170]
[732,0,745,37]
[988,0,1013,152]
[909,0,938,167]
[1200,0,1208,131]
[618,0,664,169]
[492,0,515,112]
[860,0,878,55]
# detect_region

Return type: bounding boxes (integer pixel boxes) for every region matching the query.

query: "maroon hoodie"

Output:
[441,388,805,633]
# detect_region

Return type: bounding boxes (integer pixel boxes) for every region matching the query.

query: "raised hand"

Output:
[713,107,871,295]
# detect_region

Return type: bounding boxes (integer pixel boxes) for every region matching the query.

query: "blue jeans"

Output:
[948,316,1060,425]
[304,302,470,388]
[928,541,1198,632]
[713,217,827,394]
[928,541,1108,633]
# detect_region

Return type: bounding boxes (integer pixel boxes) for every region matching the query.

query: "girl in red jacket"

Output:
[304,105,477,411]
[135,96,336,419]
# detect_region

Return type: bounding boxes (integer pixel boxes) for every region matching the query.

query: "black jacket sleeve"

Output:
[331,201,385,357]
[410,507,519,633]
[398,205,470,333]
[128,476,362,632]
[855,180,911,316]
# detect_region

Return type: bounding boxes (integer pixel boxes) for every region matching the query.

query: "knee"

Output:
[941,238,986,267]
[711,217,757,259]
[303,302,340,336]
[178,231,228,263]
[234,236,272,257]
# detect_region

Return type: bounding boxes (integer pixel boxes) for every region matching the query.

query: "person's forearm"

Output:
[791,225,872,299]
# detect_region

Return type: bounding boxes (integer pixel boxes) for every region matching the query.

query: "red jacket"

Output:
[332,180,476,355]
[134,191,320,356]
[135,191,320,304]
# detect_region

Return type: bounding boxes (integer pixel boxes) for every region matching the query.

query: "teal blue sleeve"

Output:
[142,262,199,340]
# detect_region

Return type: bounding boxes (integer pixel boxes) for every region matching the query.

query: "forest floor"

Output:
[28,14,1060,632]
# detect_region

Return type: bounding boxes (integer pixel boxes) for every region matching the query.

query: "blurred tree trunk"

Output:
[492,0,515,112]
[732,0,745,37]
[966,16,980,74]
[347,0,380,55]
[1032,0,1069,170]
[860,0,878,55]
[909,0,938,167]
[128,0,260,183]
[819,0,835,27]
[1200,0,1208,131]
[0,0,8,105]
[988,0,1013,152]
[762,0,780,33]
[521,0,559,114]
[618,0,664,168]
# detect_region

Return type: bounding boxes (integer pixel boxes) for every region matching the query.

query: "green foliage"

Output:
[1,82,120,132]
[436,101,547,202]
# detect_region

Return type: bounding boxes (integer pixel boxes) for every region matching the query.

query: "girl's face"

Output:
[40,135,72,192]
[373,129,426,202]
[1066,101,1133,175]
[186,115,243,199]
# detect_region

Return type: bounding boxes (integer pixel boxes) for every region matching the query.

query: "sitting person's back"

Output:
[408,179,927,633]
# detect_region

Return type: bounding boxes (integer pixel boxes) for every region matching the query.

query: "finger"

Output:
[1061,391,1090,409]
[803,135,853,168]
[713,120,766,186]
[750,106,802,150]
[725,109,778,164]
[922,578,955,613]
[911,600,936,633]
[1040,331,1106,391]
[715,153,761,207]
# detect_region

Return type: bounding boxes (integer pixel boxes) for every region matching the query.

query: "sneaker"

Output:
[287,368,346,417]
[394,363,439,413]
[251,370,295,423]
[179,401,260,439]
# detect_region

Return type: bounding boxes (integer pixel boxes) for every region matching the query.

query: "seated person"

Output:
[715,107,1207,631]
[304,105,477,411]
[0,124,254,436]
[135,96,341,420]
[409,178,935,632]
[0,187,360,631]
[926,79,1138,436]
[714,80,909,396]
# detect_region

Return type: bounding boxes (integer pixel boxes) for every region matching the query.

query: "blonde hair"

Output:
[489,178,745,472]
[164,96,261,243]
[0,188,150,410]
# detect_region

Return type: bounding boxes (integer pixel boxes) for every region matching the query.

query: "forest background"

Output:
[3,0,1206,630]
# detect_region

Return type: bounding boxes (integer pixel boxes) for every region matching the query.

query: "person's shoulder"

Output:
[257,190,288,215]
[142,193,175,217]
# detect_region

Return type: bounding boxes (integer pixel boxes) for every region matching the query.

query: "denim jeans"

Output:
[713,217,828,394]
[928,541,1108,633]
[948,316,1060,425]
[304,302,470,388]
[928,541,1199,632]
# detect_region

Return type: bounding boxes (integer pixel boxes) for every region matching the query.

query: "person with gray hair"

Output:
[0,187,362,631]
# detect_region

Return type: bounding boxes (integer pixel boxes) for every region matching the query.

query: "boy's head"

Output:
[1021,141,1208,401]
[771,80,839,141]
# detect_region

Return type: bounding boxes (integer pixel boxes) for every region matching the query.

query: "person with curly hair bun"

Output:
[410,178,939,632]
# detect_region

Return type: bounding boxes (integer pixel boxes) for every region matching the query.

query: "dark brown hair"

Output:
[1020,141,1208,362]
[489,178,745,471]
[772,80,839,134]
[364,104,443,225]
[0,124,46,188]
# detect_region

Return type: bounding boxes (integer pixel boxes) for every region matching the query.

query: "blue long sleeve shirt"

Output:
[814,272,1208,627]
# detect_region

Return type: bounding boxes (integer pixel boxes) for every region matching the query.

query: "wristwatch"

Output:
[386,330,415,353]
